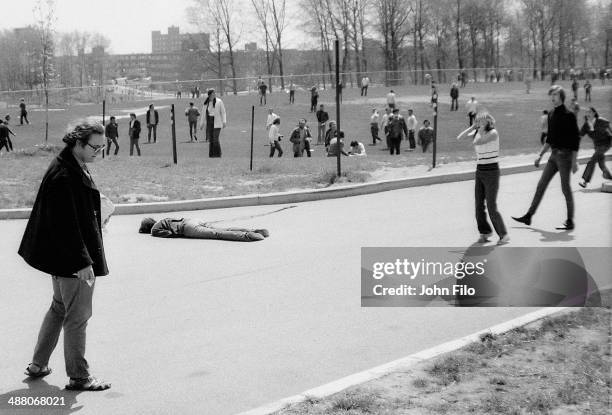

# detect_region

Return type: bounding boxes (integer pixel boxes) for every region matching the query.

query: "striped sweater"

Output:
[473,129,499,165]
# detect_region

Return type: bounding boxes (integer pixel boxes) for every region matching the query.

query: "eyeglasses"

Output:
[86,143,106,153]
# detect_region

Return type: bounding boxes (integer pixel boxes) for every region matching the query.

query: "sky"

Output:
[2,0,306,54]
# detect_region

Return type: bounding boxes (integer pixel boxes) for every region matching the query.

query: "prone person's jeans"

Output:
[528,149,574,220]
[183,223,262,241]
[32,276,95,379]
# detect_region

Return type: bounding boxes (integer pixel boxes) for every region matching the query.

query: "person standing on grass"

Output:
[406,109,418,151]
[19,99,29,125]
[512,85,581,231]
[466,96,478,126]
[289,118,312,157]
[128,113,141,156]
[0,119,16,153]
[310,85,319,112]
[370,108,382,145]
[316,104,329,145]
[386,90,396,109]
[104,116,119,156]
[539,110,549,145]
[418,119,434,153]
[457,112,509,245]
[571,78,579,100]
[185,102,200,142]
[199,88,227,158]
[450,83,459,111]
[18,120,111,392]
[289,81,296,104]
[259,80,268,106]
[387,108,407,155]
[266,108,279,132]
[578,107,612,188]
[584,80,592,102]
[361,76,369,96]
[268,117,283,158]
[146,104,159,144]
[381,107,392,150]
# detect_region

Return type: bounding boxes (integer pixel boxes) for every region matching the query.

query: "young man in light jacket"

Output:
[199,89,227,158]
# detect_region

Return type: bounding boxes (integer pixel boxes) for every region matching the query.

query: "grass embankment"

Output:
[275,293,611,414]
[1,81,610,209]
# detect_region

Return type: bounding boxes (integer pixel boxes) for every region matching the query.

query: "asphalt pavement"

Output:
[0,169,610,415]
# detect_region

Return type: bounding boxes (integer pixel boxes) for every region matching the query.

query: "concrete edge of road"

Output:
[1,154,609,220]
[235,307,569,415]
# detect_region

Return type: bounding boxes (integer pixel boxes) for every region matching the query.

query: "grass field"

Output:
[1,80,610,209]
[273,292,612,415]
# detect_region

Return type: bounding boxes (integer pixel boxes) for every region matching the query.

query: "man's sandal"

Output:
[24,363,52,378]
[65,376,111,391]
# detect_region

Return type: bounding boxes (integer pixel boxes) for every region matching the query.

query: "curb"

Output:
[235,307,568,415]
[1,155,609,220]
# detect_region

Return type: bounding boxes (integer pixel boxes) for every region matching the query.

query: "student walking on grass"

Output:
[512,85,581,231]
[457,112,509,245]
[268,117,283,157]
[185,102,200,142]
[128,113,141,156]
[104,116,119,156]
[0,119,16,152]
[18,120,111,392]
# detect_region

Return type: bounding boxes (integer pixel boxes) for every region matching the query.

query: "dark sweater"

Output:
[546,105,580,151]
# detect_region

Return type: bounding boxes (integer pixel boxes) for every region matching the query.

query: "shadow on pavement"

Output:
[511,226,575,243]
[0,378,84,415]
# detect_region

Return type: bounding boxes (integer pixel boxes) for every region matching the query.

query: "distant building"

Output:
[245,42,258,52]
[152,26,210,53]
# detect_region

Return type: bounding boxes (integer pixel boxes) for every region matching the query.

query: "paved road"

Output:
[0,170,610,415]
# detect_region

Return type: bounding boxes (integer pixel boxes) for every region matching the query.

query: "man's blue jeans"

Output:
[528,149,574,220]
[32,276,95,379]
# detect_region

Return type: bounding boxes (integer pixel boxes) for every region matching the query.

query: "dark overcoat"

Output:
[18,146,108,277]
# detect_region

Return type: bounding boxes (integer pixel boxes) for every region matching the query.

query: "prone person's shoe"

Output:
[246,232,265,241]
[511,213,532,226]
[254,229,270,238]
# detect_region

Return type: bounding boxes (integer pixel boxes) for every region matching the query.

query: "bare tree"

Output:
[251,0,277,90]
[33,0,55,142]
[375,0,413,85]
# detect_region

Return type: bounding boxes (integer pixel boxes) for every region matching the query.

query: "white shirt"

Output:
[266,113,278,130]
[362,77,369,86]
[466,99,478,114]
[406,114,417,131]
[370,111,379,124]
[386,92,396,105]
[381,113,390,129]
[268,124,280,144]
[351,143,366,156]
[540,115,548,132]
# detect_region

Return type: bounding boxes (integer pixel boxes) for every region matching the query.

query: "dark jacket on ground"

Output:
[151,218,186,238]
[546,105,580,151]
[18,146,108,277]
[146,109,159,125]
[580,118,612,147]
[129,119,141,139]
